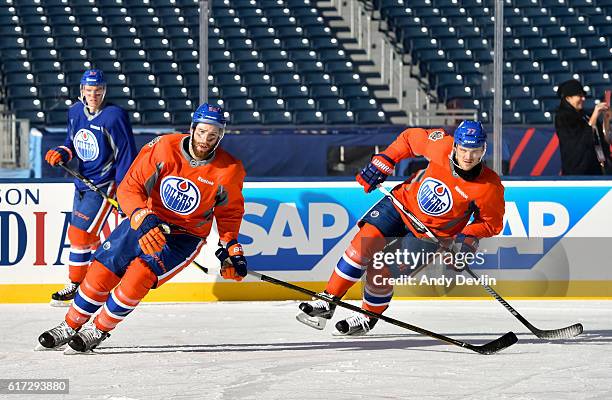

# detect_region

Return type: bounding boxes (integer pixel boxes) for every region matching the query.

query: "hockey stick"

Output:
[190,259,517,354]
[58,163,119,209]
[378,185,583,340]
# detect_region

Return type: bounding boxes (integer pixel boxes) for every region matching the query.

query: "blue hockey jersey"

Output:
[63,102,137,192]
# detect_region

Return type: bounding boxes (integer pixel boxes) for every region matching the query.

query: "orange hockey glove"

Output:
[130,208,167,255]
[45,146,72,166]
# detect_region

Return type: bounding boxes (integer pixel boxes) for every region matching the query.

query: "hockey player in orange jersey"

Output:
[37,104,248,352]
[297,120,505,335]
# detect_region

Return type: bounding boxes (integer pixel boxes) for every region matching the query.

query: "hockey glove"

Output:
[130,208,167,255]
[215,240,247,281]
[445,234,479,271]
[356,153,395,193]
[45,146,72,166]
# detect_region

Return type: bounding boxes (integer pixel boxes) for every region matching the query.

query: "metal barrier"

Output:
[0,112,30,169]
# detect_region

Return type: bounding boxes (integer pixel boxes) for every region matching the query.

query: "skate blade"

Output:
[63,346,95,355]
[34,343,66,351]
[49,300,72,308]
[295,312,327,330]
[332,330,368,337]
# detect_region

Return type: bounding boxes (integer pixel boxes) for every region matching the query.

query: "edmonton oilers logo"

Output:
[74,129,99,161]
[416,178,453,216]
[160,176,201,215]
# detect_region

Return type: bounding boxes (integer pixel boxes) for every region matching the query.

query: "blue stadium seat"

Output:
[255,97,285,111]
[571,59,601,73]
[341,84,370,99]
[5,72,36,86]
[348,98,379,111]
[355,110,387,124]
[225,98,255,110]
[541,59,571,74]
[16,110,46,124]
[261,49,290,62]
[294,110,324,124]
[262,111,293,124]
[231,110,262,125]
[108,98,137,111]
[523,111,553,125]
[10,98,41,111]
[513,98,542,113]
[286,97,315,111]
[249,85,279,98]
[318,98,345,111]
[141,111,172,125]
[220,85,249,98]
[132,86,162,99]
[502,111,523,124]
[325,110,354,124]
[161,86,188,99]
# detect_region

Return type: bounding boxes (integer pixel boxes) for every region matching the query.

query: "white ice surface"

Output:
[1,300,611,400]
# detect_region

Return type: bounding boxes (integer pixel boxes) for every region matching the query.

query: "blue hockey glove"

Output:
[215,240,247,281]
[356,153,395,193]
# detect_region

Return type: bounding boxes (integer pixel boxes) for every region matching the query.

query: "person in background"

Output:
[554,79,612,175]
[44,69,137,305]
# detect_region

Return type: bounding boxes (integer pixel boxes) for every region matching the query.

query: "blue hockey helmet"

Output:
[80,69,106,86]
[79,69,107,110]
[453,120,486,148]
[191,103,226,130]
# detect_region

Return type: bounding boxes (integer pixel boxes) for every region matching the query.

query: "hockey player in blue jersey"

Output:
[45,69,137,306]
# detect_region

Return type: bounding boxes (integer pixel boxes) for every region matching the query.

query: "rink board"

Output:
[1,180,611,302]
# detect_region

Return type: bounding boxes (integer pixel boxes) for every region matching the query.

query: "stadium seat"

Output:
[318,98,346,111]
[325,110,354,124]
[355,110,387,124]
[261,110,293,124]
[231,110,262,125]
[294,110,324,124]
[286,97,316,111]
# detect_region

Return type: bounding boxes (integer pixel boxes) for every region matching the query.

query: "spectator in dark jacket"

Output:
[554,79,611,175]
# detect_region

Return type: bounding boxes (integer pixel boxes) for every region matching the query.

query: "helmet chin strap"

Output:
[79,85,107,114]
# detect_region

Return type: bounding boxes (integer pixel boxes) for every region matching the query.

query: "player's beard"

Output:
[190,136,215,160]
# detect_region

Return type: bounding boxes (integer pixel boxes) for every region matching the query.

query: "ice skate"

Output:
[50,282,79,307]
[36,321,77,351]
[334,312,379,336]
[296,292,337,330]
[65,324,110,354]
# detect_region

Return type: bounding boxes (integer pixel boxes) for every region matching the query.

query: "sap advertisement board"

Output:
[0,180,611,302]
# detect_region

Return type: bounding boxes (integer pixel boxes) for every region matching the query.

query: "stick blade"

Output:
[534,323,583,340]
[470,331,518,355]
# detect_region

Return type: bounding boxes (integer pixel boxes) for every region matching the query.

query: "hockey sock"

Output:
[66,260,120,330]
[325,223,387,297]
[67,225,101,283]
[362,262,393,314]
[94,258,157,332]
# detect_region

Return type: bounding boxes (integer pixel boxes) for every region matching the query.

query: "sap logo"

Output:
[241,202,349,256]
[478,201,571,270]
[501,201,570,238]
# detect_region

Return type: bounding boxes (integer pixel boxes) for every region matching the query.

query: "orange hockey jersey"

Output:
[382,128,505,238]
[117,133,246,242]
